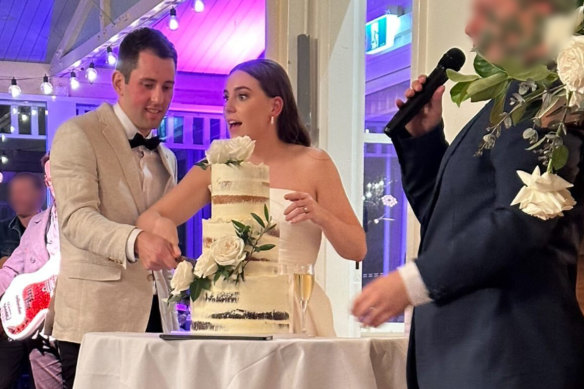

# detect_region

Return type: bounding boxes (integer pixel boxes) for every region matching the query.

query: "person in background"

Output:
[0,172,45,389]
[0,154,62,389]
[0,173,45,262]
[49,28,179,389]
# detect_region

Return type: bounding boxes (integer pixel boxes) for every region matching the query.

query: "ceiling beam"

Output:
[50,0,166,76]
[50,0,94,70]
[99,0,113,30]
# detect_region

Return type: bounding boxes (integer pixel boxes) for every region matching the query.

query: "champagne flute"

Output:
[293,264,314,335]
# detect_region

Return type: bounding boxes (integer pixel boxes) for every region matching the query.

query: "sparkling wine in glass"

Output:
[293,264,314,335]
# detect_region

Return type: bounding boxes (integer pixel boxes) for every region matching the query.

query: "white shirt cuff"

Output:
[398,261,433,306]
[126,228,143,264]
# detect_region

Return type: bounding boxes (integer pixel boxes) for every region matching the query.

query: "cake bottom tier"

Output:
[190,274,292,334]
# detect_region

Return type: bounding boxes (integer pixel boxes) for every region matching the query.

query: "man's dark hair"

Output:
[115,28,177,83]
[10,172,44,191]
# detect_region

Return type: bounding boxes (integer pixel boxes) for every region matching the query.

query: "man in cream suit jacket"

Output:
[49,28,181,389]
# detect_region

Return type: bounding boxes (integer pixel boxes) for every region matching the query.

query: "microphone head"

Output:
[439,48,466,71]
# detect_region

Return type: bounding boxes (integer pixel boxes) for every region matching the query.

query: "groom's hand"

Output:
[135,231,181,270]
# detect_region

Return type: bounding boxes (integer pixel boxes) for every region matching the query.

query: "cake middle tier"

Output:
[202,219,280,265]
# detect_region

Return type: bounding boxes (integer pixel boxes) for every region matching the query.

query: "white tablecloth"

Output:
[73,332,408,389]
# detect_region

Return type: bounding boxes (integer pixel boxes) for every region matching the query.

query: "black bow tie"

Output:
[129,133,161,150]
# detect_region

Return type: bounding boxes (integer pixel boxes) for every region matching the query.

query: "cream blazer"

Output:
[50,103,178,343]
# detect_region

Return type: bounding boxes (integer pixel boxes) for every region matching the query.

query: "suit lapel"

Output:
[97,104,147,213]
[422,103,491,227]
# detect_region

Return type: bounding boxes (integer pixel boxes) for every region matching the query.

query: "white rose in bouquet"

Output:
[545,7,584,56]
[226,136,255,162]
[511,166,576,220]
[210,236,247,267]
[170,261,195,296]
[557,35,584,107]
[193,252,218,279]
[205,139,230,164]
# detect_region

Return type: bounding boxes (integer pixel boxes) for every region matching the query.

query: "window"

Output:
[362,0,413,332]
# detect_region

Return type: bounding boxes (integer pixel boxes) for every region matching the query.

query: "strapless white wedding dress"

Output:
[270,188,336,337]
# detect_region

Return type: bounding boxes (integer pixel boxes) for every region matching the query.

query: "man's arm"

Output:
[391,123,448,222]
[51,122,136,266]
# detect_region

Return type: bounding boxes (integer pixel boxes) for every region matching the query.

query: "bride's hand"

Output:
[152,216,180,246]
[283,192,328,225]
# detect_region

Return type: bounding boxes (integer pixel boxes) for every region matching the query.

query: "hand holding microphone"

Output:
[385,48,466,138]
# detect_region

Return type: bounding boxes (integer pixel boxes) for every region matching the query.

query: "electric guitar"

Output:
[0,258,59,340]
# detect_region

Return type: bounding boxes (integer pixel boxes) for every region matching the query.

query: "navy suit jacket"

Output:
[392,101,584,389]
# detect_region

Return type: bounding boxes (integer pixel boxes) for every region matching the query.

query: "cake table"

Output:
[72,332,408,389]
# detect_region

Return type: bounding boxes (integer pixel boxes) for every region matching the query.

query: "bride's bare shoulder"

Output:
[292,146,337,173]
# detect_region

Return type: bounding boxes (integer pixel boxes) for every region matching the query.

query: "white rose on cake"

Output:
[205,140,231,164]
[193,252,218,278]
[170,261,195,296]
[511,166,576,220]
[205,136,255,165]
[226,136,255,162]
[557,34,584,108]
[210,236,247,267]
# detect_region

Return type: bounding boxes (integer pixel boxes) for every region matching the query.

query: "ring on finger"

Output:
[303,207,309,214]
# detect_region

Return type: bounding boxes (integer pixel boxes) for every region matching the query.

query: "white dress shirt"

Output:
[398,262,433,306]
[113,103,170,263]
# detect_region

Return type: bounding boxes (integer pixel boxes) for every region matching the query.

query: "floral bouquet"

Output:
[167,136,276,303]
[167,205,276,303]
[447,3,584,220]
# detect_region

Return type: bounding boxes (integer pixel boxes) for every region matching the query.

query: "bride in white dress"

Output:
[137,59,366,336]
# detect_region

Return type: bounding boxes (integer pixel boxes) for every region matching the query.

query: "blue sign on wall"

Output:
[366,14,401,54]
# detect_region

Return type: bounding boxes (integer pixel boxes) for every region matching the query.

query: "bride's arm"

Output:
[137,166,211,244]
[284,151,367,261]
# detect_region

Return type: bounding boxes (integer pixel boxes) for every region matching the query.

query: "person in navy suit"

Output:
[353,0,584,388]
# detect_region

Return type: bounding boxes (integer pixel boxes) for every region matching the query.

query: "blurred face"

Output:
[465,0,553,64]
[9,177,44,217]
[44,161,55,200]
[113,50,175,134]
[223,71,281,139]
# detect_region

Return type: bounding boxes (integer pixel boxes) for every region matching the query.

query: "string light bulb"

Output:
[169,7,179,30]
[86,62,97,84]
[194,0,204,12]
[107,46,117,66]
[1,153,8,165]
[40,75,53,95]
[70,71,80,90]
[8,78,21,98]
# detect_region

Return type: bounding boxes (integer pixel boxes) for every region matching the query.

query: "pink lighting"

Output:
[153,0,265,75]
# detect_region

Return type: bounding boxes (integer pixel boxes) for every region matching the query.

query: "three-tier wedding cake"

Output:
[169,136,292,334]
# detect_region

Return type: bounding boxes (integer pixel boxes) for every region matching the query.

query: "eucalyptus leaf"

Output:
[535,95,561,120]
[264,204,270,222]
[526,136,547,151]
[446,69,480,83]
[232,220,246,230]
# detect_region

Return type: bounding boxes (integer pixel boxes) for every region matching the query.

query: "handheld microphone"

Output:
[383,48,466,137]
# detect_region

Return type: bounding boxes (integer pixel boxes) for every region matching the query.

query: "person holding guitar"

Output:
[0,154,62,389]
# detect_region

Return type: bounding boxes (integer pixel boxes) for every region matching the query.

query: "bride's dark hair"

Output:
[229,59,311,147]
